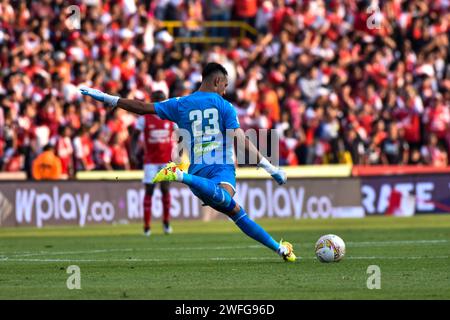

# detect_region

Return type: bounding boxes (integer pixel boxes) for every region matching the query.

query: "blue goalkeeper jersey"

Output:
[154,91,240,174]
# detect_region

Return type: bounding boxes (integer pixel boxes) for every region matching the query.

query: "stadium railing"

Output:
[160,20,257,43]
[2,165,450,181]
[0,172,27,180]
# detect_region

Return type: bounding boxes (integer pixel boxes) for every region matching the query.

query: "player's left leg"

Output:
[187,176,295,262]
[143,183,155,236]
[160,181,172,234]
[215,184,295,262]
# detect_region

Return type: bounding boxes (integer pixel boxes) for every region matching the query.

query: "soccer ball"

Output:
[315,234,346,263]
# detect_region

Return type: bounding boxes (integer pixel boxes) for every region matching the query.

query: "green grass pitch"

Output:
[0,215,449,299]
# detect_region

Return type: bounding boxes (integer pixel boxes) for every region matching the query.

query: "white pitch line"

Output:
[345,256,449,260]
[3,245,262,258]
[5,248,135,257]
[1,257,276,263]
[346,239,449,247]
[0,256,448,263]
[0,239,447,258]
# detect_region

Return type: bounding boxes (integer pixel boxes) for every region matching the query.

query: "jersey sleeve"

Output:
[223,99,240,129]
[135,116,145,131]
[154,97,180,122]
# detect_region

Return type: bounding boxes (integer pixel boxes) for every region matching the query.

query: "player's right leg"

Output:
[153,163,296,261]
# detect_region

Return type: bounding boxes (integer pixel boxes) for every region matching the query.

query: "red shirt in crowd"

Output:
[74,134,95,170]
[396,108,421,144]
[54,136,74,175]
[111,144,129,168]
[271,6,294,35]
[235,0,257,18]
[424,103,450,139]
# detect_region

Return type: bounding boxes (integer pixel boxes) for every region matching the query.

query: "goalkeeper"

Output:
[80,62,296,262]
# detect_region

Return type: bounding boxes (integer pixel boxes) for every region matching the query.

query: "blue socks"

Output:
[181,172,280,253]
[230,208,280,252]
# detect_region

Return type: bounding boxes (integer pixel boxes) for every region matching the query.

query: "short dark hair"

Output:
[151,90,166,102]
[202,62,228,81]
[43,144,54,152]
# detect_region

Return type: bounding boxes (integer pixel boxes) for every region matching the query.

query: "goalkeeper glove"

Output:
[80,87,120,107]
[258,158,287,185]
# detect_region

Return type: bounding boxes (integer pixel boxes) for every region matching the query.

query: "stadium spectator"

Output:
[51,125,74,179]
[73,126,95,172]
[234,0,258,28]
[206,0,233,37]
[31,144,63,180]
[344,125,365,165]
[93,129,113,170]
[421,133,448,167]
[380,124,410,165]
[110,132,131,170]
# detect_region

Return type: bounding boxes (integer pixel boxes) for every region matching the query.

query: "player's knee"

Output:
[220,183,235,198]
[227,202,241,217]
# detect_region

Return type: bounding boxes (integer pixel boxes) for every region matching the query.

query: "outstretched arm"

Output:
[234,127,264,163]
[233,128,287,185]
[80,87,156,115]
[116,98,156,115]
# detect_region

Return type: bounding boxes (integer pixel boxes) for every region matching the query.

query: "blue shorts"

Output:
[189,164,236,192]
[188,164,236,209]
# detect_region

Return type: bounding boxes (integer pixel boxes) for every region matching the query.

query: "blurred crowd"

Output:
[0,0,449,179]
